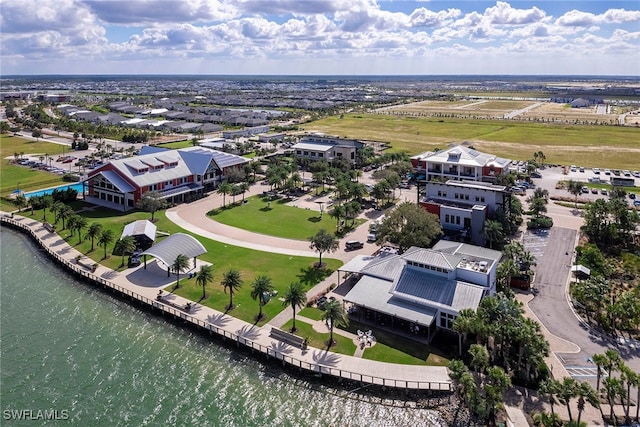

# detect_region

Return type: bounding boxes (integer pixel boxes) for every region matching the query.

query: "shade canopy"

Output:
[141,233,206,268]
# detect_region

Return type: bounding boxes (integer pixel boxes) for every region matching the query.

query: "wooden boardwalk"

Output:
[1,213,452,392]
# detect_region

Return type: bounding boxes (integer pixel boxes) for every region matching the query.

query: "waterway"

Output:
[0,228,446,426]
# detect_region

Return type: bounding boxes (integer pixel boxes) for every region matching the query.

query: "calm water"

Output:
[0,229,446,426]
[23,183,84,199]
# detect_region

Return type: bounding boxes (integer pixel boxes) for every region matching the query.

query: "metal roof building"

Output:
[141,233,206,271]
[343,241,500,342]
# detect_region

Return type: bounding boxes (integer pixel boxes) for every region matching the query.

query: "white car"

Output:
[593,168,600,174]
[604,169,611,175]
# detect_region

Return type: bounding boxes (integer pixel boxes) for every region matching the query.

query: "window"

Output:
[454,193,459,199]
[480,197,485,202]
[456,216,461,225]
[445,214,450,223]
[440,312,456,329]
[465,194,469,200]
[437,191,442,197]
[318,153,323,158]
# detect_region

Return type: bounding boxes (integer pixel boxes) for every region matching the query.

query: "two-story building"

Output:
[84,146,249,211]
[419,180,509,245]
[291,134,364,164]
[411,145,512,183]
[343,240,502,342]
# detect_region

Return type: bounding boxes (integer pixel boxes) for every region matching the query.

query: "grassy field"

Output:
[22,205,341,326]
[281,319,357,355]
[208,194,363,240]
[0,135,71,210]
[301,114,640,169]
[155,140,193,150]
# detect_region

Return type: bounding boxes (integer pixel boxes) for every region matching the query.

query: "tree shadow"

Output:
[307,216,322,223]
[297,265,332,286]
[259,207,273,212]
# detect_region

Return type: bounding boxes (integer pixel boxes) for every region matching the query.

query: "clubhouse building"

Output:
[291,134,365,164]
[343,240,502,342]
[411,145,511,183]
[84,146,249,211]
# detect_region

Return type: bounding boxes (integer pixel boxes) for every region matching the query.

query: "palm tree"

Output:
[217,182,233,208]
[15,194,27,213]
[114,235,136,267]
[592,353,608,397]
[74,216,88,244]
[86,223,103,252]
[602,377,625,425]
[566,179,583,208]
[539,379,560,419]
[98,229,114,259]
[483,219,504,249]
[576,381,599,427]
[308,229,339,268]
[50,200,63,224]
[171,254,190,289]
[282,282,306,333]
[468,344,489,385]
[250,275,274,321]
[41,195,53,222]
[321,299,348,348]
[66,215,79,239]
[196,264,214,300]
[556,377,578,422]
[238,182,249,203]
[496,259,519,292]
[452,308,477,356]
[57,205,72,230]
[221,269,242,310]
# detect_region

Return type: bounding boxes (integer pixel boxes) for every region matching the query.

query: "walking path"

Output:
[1,213,451,392]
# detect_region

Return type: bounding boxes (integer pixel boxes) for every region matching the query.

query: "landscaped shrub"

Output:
[527,216,553,229]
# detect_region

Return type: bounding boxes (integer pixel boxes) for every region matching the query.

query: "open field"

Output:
[379,99,627,124]
[301,113,640,169]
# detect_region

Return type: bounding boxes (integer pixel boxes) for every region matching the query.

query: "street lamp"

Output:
[316,201,325,218]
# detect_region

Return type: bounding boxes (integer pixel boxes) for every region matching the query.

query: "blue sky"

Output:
[1,1,639,75]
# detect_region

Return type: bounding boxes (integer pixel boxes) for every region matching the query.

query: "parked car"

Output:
[623,170,631,176]
[630,193,636,200]
[345,240,364,251]
[601,189,608,195]
[530,171,542,178]
[593,168,600,174]
[632,171,640,178]
[591,188,598,194]
[581,186,589,193]
[604,169,611,175]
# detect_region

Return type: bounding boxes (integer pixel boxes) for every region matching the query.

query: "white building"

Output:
[411,145,512,183]
[420,180,509,245]
[343,240,502,342]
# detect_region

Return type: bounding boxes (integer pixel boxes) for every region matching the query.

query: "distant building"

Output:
[419,180,509,245]
[291,134,364,164]
[84,146,249,211]
[411,145,511,183]
[343,240,502,342]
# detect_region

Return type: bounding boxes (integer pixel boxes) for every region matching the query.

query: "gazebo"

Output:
[121,219,157,250]
[141,233,207,274]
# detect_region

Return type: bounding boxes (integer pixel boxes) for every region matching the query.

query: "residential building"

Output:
[84,146,249,211]
[291,134,364,164]
[343,240,502,342]
[411,145,511,183]
[419,180,509,245]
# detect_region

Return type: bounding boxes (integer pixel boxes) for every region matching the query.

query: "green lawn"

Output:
[299,306,324,321]
[0,135,74,210]
[23,205,342,326]
[208,194,363,240]
[155,140,193,150]
[280,319,357,355]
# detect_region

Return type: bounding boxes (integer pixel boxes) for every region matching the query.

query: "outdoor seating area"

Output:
[357,329,375,347]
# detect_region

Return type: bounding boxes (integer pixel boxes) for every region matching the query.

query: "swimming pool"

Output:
[24,183,85,199]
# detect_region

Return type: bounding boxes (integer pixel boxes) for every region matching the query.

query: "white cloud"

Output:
[484,1,547,25]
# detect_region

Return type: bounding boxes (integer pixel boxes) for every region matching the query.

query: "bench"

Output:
[269,327,305,349]
[43,222,55,232]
